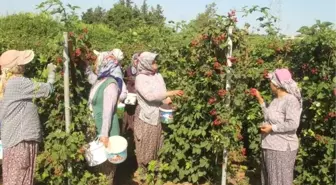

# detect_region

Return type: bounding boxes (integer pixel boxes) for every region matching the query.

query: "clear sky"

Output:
[0,0,335,35]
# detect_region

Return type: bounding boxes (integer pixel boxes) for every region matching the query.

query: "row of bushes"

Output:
[0,9,335,185]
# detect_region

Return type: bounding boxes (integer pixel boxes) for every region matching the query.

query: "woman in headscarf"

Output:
[0,50,55,185]
[252,68,302,185]
[134,52,183,172]
[86,50,125,184]
[122,53,140,133]
[85,49,127,101]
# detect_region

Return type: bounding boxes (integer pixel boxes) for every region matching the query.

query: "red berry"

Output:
[213,118,221,126]
[214,61,221,70]
[237,134,243,141]
[210,109,217,116]
[205,71,213,77]
[56,57,62,63]
[257,58,264,65]
[218,89,227,97]
[275,47,282,53]
[250,88,258,96]
[315,134,323,142]
[221,34,226,40]
[208,97,217,105]
[328,112,336,118]
[241,148,247,156]
[311,68,318,74]
[191,40,199,47]
[75,48,81,57]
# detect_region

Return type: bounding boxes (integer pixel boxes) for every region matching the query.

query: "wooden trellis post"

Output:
[222,25,234,185]
[63,32,72,184]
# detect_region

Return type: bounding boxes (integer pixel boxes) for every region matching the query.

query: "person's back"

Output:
[0,77,50,148]
[0,49,55,185]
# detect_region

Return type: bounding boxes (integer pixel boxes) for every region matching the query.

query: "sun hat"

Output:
[0,50,35,68]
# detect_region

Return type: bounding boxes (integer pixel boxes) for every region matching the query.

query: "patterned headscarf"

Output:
[137,52,158,75]
[131,53,140,75]
[96,51,123,90]
[268,68,302,107]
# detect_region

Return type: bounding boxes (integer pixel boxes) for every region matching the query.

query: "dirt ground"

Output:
[112,131,210,185]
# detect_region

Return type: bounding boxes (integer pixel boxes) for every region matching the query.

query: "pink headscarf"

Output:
[268,68,302,107]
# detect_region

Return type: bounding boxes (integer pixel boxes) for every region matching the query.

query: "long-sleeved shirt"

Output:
[0,77,52,148]
[85,66,127,101]
[88,79,118,137]
[261,94,302,151]
[135,73,167,125]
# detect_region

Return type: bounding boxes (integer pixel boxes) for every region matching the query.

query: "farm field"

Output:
[0,0,335,184]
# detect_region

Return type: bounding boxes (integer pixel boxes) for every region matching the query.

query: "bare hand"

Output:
[254,89,262,99]
[260,124,272,134]
[99,136,109,148]
[251,88,264,104]
[163,97,172,104]
[173,90,184,96]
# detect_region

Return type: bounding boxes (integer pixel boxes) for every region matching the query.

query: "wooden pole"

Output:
[222,26,234,185]
[63,32,72,184]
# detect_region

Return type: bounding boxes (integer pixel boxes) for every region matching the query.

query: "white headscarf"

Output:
[137,52,158,75]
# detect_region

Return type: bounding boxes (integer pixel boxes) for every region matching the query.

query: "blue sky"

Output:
[0,0,335,35]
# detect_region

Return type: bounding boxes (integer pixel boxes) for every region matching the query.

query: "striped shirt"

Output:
[0,77,51,148]
[261,94,302,151]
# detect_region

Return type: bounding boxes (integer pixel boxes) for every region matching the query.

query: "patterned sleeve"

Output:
[260,102,268,121]
[135,75,166,102]
[101,83,118,137]
[119,80,127,102]
[85,66,98,85]
[22,78,51,99]
[271,98,301,133]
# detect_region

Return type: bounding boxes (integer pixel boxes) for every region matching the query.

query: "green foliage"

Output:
[0,2,334,185]
[290,21,336,185]
[81,6,107,24]
[81,0,165,31]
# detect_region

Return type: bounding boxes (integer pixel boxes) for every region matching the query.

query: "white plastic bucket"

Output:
[159,108,175,124]
[124,93,137,105]
[106,136,128,164]
[84,139,107,167]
